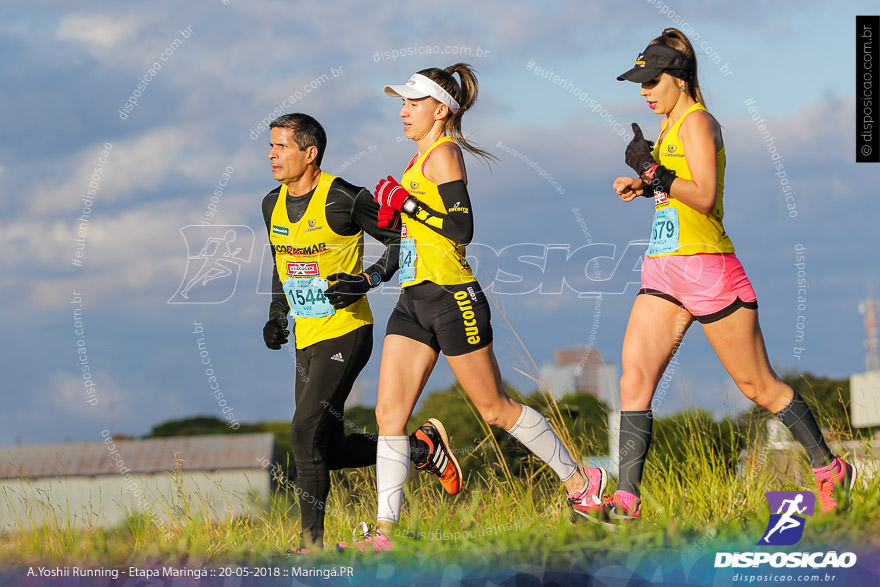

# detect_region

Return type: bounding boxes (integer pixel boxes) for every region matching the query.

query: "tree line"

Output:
[144,371,859,487]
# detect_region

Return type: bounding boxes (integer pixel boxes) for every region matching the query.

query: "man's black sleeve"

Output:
[261,189,290,320]
[326,179,400,283]
[402,179,473,245]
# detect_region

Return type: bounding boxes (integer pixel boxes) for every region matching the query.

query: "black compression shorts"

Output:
[386,281,493,356]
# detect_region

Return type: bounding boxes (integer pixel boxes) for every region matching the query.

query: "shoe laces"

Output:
[572,493,616,512]
[814,477,837,511]
[353,521,373,541]
[411,432,433,470]
[417,455,439,474]
[567,486,606,506]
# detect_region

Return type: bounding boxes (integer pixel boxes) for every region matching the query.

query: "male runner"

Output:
[260,113,461,552]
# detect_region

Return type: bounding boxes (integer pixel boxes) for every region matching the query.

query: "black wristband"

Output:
[641,163,676,195]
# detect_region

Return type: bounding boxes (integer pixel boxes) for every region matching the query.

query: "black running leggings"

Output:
[291,324,377,546]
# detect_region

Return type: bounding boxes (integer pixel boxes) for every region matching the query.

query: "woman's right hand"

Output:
[613,176,645,202]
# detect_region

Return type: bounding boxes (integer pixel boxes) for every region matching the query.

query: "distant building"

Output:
[850,369,880,429]
[0,433,274,531]
[539,345,619,408]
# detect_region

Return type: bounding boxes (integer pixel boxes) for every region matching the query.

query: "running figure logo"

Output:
[759,491,815,546]
[168,225,254,304]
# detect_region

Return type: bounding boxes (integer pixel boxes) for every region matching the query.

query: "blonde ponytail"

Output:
[417,63,496,164]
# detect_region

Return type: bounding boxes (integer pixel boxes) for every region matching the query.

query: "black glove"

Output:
[324,272,371,310]
[262,315,289,349]
[625,122,656,176]
[625,122,676,195]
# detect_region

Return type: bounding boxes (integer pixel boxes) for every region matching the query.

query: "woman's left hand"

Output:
[374,176,412,211]
[625,123,655,176]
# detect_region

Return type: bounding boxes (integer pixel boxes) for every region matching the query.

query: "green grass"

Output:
[2,401,878,573]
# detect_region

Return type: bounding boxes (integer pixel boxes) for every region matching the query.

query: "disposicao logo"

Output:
[760,491,814,546]
[713,491,857,570]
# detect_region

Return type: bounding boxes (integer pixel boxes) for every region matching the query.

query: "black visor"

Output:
[617,44,695,83]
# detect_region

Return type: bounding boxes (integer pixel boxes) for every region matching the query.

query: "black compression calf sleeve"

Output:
[617,410,654,498]
[775,392,833,468]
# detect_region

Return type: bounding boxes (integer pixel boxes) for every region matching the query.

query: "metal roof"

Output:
[0,434,274,480]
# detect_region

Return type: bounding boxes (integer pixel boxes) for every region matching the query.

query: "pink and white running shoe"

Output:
[568,466,608,520]
[336,522,393,553]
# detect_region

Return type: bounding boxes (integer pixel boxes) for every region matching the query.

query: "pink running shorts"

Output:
[639,253,757,323]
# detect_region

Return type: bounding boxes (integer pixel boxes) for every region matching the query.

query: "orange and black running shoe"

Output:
[412,418,462,495]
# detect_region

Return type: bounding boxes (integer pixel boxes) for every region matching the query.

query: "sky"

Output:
[2,1,878,446]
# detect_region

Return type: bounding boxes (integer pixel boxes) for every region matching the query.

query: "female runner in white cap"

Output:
[338,63,607,551]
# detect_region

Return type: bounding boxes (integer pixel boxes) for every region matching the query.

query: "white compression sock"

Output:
[376,435,410,524]
[506,404,578,481]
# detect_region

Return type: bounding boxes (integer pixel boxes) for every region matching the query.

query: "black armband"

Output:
[436,180,473,244]
[437,181,470,210]
[402,180,474,244]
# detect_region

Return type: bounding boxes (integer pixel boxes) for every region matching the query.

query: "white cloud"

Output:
[30,128,194,215]
[5,191,262,309]
[49,370,116,420]
[56,13,138,53]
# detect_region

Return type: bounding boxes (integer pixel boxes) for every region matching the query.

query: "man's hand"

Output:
[262,315,289,349]
[324,272,371,309]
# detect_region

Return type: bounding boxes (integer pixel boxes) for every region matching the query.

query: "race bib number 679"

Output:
[648,207,679,255]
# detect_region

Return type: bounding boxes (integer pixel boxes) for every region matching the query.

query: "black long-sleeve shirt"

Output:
[262,177,400,318]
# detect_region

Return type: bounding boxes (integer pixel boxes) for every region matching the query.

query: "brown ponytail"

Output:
[649,28,705,107]
[417,63,496,164]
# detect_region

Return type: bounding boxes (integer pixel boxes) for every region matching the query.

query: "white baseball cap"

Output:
[384,73,460,113]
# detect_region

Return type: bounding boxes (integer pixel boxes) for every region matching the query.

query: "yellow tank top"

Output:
[648,103,735,257]
[270,171,372,349]
[399,137,476,287]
